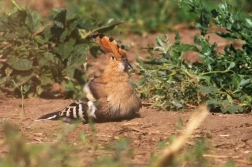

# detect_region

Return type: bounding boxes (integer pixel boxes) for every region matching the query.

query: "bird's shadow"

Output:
[86,112,142,124]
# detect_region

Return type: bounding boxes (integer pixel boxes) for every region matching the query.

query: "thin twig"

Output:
[203,154,252,165]
[203,154,240,159]
[10,0,22,10]
[0,59,7,63]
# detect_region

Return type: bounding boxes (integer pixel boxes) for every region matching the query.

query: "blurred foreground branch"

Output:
[154,105,209,167]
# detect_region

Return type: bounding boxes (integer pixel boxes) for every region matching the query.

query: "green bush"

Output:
[137,0,252,113]
[0,6,121,97]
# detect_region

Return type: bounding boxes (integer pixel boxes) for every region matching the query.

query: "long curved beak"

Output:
[125,59,133,69]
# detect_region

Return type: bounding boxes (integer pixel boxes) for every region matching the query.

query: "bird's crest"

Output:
[90,34,126,60]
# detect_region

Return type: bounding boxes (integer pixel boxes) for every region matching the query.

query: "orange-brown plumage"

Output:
[86,34,141,121]
[36,34,141,123]
[88,54,141,120]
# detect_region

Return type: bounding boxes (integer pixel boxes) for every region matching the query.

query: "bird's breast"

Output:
[105,82,141,117]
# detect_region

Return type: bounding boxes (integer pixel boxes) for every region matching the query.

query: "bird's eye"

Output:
[111,56,115,60]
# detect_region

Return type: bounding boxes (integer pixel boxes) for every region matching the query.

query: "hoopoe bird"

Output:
[35,34,141,123]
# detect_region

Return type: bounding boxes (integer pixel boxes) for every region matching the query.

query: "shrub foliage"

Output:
[0,7,121,97]
[137,1,252,113]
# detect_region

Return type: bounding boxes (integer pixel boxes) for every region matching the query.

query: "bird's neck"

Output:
[101,65,130,83]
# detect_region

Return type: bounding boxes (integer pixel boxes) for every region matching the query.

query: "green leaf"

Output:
[0,14,8,32]
[172,44,198,52]
[153,46,163,51]
[38,52,55,67]
[59,30,68,42]
[51,8,67,26]
[25,8,42,32]
[94,18,123,32]
[23,84,30,92]
[66,44,88,78]
[34,35,46,44]
[6,57,32,71]
[0,76,10,85]
[42,25,53,41]
[155,38,163,47]
[222,105,243,113]
[16,26,30,38]
[231,74,241,86]
[7,10,27,29]
[227,62,235,70]
[175,30,180,45]
[216,32,238,40]
[65,67,75,79]
[193,36,201,45]
[5,67,13,76]
[39,75,54,86]
[54,38,76,60]
[239,79,250,87]
[210,9,219,18]
[44,52,55,62]
[198,76,211,83]
[195,23,208,31]
[78,18,123,39]
[245,18,252,26]
[171,99,183,109]
[206,99,219,107]
[68,44,88,67]
[197,86,218,95]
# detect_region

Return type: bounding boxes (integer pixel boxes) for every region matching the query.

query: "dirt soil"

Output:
[0,30,252,167]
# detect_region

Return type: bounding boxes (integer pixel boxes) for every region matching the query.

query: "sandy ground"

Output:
[0,98,252,166]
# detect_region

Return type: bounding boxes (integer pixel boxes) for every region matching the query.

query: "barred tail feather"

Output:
[34,111,60,121]
[34,101,97,123]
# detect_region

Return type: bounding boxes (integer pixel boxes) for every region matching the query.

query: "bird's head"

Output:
[91,34,133,72]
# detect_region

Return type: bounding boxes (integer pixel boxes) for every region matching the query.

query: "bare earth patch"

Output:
[0,98,252,166]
